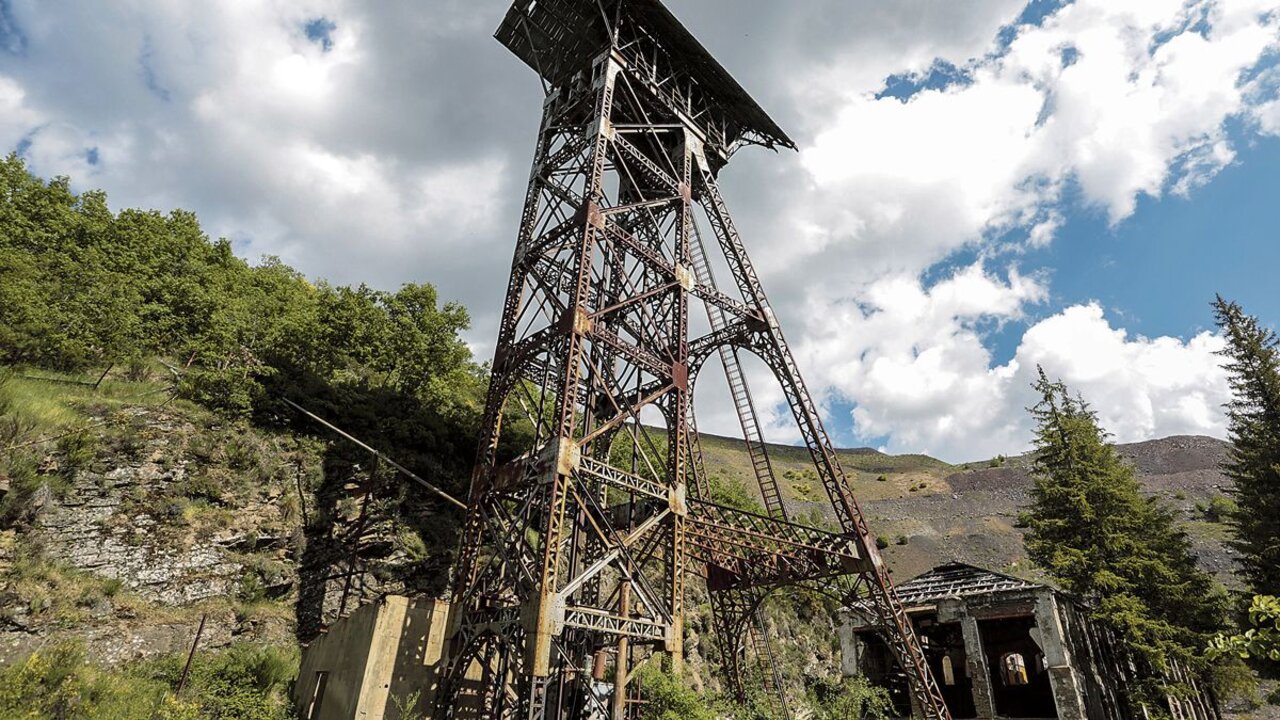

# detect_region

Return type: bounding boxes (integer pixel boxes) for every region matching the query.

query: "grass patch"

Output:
[0,639,297,720]
[1,373,88,431]
[1183,520,1233,543]
[1,367,173,436]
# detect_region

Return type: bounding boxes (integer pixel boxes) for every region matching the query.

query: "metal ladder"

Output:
[687,219,787,520]
[747,606,792,720]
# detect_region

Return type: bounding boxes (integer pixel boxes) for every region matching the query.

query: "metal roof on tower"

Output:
[495,0,795,153]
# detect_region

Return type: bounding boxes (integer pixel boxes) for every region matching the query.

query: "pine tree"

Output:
[1023,367,1226,685]
[1213,296,1280,597]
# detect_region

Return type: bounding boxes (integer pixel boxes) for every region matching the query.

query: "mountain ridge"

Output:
[704,431,1237,584]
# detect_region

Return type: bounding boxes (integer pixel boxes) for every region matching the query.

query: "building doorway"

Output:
[917,620,977,718]
[978,616,1057,718]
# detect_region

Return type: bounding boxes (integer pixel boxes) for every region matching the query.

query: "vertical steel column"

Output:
[527,53,620,687]
[612,581,631,720]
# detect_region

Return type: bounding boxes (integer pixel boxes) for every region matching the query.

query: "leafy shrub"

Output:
[122,357,154,383]
[392,690,427,720]
[875,535,890,550]
[102,577,124,598]
[709,475,765,515]
[1202,495,1238,523]
[179,368,262,419]
[0,450,43,523]
[138,642,298,720]
[1207,654,1258,707]
[895,535,909,546]
[1209,595,1280,662]
[237,558,292,603]
[103,419,149,460]
[807,674,891,720]
[0,640,201,720]
[56,430,98,474]
[178,472,226,504]
[223,434,274,486]
[635,660,718,720]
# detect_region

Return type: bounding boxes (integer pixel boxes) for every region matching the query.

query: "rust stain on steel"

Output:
[437,2,951,719]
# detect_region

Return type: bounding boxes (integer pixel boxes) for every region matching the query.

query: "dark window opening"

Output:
[306,670,329,719]
[978,617,1057,718]
[857,617,978,719]
[855,631,914,718]
[918,620,977,718]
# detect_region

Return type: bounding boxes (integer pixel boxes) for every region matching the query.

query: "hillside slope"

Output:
[0,372,1246,717]
[0,373,312,666]
[701,430,1237,584]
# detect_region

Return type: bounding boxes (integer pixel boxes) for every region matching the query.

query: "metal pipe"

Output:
[280,397,466,510]
[176,613,207,696]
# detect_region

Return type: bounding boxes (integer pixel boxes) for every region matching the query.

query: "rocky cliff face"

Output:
[1,404,308,665]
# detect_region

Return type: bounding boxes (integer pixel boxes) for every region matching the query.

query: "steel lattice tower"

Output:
[439,2,951,718]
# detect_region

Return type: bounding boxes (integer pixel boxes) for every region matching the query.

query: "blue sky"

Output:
[944,130,1280,370]
[1,0,1278,460]
[1029,134,1280,343]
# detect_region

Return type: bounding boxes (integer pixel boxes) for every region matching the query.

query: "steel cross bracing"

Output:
[441,4,952,719]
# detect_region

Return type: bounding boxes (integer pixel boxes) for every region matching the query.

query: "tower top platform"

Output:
[496,0,795,154]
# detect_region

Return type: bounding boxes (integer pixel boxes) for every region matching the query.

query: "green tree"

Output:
[1213,296,1280,597]
[0,155,137,369]
[1022,367,1226,694]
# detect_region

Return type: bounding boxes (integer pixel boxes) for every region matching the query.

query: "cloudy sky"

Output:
[2,0,1279,461]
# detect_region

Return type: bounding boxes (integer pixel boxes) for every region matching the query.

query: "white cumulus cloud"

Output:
[796,271,1230,461]
[748,0,1279,458]
[0,0,1273,458]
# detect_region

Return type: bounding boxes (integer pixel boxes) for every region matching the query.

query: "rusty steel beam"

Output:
[439,2,951,719]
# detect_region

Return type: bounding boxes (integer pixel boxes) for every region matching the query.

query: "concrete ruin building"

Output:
[841,562,1219,720]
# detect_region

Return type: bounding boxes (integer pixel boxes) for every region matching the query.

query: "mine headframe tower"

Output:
[439,1,951,718]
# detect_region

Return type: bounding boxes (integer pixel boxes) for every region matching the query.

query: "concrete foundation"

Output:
[295,596,451,720]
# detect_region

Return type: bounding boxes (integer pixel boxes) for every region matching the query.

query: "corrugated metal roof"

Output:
[495,0,794,152]
[891,562,1045,606]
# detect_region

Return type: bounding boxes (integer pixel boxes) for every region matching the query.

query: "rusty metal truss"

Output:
[438,2,951,718]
